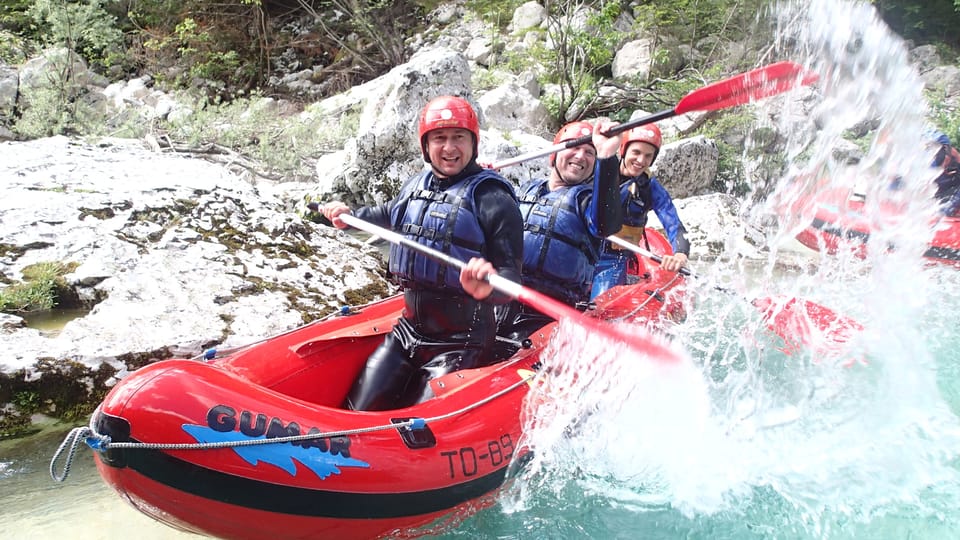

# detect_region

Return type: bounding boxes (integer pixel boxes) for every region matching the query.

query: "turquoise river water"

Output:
[3,0,960,538]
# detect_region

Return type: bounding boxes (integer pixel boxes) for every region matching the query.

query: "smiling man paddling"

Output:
[590,123,690,300]
[495,120,624,344]
[321,96,523,411]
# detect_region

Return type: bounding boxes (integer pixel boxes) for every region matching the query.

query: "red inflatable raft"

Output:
[795,187,960,266]
[85,230,685,540]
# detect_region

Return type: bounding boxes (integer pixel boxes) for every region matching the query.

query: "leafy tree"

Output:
[28,0,125,69]
[873,0,960,45]
[129,0,267,92]
[290,0,423,94]
[542,0,626,121]
[0,0,35,35]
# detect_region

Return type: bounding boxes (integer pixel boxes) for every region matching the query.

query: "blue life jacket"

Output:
[600,173,687,255]
[388,169,514,291]
[623,175,654,227]
[517,179,599,305]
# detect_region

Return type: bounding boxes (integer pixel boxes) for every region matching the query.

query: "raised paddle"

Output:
[606,234,863,356]
[339,214,684,364]
[491,60,818,169]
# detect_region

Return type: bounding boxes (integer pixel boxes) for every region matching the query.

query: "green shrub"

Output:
[0,261,74,313]
[27,0,124,70]
[927,88,960,144]
[0,0,38,39]
[13,83,106,139]
[0,29,32,64]
[10,0,125,139]
[160,92,352,179]
[464,0,525,29]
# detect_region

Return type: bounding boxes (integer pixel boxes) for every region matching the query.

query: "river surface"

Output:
[4,0,960,539]
[4,261,959,540]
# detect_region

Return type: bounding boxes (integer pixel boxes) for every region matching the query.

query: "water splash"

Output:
[762,0,941,262]
[505,1,960,537]
[506,319,732,515]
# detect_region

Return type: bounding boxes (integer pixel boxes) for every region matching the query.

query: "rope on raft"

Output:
[49,371,536,483]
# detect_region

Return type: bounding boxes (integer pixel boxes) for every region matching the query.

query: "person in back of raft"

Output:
[590,123,690,299]
[320,96,523,411]
[928,130,960,217]
[495,120,624,344]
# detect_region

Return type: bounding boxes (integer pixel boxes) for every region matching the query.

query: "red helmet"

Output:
[418,96,480,162]
[551,121,594,165]
[620,123,662,159]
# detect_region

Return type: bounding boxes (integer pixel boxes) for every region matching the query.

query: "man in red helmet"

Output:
[320,96,523,411]
[495,119,623,343]
[590,123,690,299]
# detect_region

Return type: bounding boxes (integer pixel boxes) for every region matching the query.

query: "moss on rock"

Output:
[0,357,119,438]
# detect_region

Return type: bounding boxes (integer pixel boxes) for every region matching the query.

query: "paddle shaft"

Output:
[491,61,815,169]
[343,213,549,300]
[492,108,676,169]
[607,234,742,297]
[339,214,681,363]
[607,234,862,349]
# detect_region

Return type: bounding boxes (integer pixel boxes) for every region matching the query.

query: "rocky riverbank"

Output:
[0,136,392,436]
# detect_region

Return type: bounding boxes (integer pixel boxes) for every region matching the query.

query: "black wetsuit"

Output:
[346,161,523,411]
[933,144,960,216]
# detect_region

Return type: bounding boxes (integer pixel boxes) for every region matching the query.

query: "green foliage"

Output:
[0,261,72,313]
[0,29,31,64]
[926,87,960,145]
[874,0,960,45]
[131,1,268,92]
[142,14,250,88]
[694,108,772,195]
[542,0,627,120]
[11,391,40,413]
[27,0,124,69]
[633,0,772,46]
[0,0,36,35]
[465,0,525,29]
[471,68,507,92]
[161,92,356,178]
[504,33,545,67]
[8,1,127,138]
[12,49,112,139]
[124,0,182,32]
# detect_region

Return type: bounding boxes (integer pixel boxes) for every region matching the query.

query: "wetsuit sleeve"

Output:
[354,204,392,229]
[474,180,524,303]
[947,187,960,217]
[649,178,690,255]
[583,156,624,237]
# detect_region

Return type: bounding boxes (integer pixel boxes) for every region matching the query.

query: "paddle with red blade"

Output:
[340,214,684,364]
[751,296,865,364]
[606,234,863,356]
[492,60,818,169]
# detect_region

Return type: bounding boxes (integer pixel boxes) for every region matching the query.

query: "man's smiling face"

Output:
[425,127,474,178]
[551,143,597,189]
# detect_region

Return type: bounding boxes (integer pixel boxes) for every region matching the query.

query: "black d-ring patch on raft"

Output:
[645,289,665,303]
[392,417,436,449]
[925,245,960,262]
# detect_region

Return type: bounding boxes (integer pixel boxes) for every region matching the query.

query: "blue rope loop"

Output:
[86,434,111,451]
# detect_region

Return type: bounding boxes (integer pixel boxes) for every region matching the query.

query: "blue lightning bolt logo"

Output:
[182,424,371,479]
